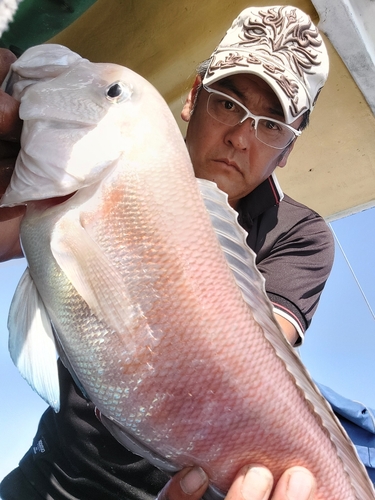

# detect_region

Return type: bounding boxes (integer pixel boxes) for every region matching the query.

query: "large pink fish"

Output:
[1,44,374,499]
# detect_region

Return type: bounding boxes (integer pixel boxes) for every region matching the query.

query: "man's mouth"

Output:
[215,159,242,174]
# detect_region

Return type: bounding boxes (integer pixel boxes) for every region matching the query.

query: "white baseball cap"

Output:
[203,5,329,124]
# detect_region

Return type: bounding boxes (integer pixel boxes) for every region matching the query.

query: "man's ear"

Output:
[181,75,202,123]
[278,140,296,168]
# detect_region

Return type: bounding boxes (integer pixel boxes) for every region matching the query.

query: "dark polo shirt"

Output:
[239,174,334,343]
[0,175,335,500]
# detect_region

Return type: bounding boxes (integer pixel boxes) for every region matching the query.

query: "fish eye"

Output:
[105,81,132,102]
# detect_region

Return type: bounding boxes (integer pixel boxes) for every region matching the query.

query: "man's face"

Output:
[181,73,302,208]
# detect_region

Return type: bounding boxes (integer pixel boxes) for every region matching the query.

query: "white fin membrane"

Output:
[8,268,60,411]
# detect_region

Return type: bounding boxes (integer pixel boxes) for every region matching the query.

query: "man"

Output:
[0,6,332,500]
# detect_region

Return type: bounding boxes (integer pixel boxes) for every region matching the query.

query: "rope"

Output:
[329,222,375,321]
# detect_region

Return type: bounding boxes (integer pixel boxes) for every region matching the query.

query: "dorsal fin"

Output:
[198,178,375,499]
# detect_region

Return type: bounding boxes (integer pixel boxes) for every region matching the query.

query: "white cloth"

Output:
[0,0,23,37]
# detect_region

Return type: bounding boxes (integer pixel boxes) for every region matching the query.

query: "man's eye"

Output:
[222,99,237,112]
[265,120,281,131]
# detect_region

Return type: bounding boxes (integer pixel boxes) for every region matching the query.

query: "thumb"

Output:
[157,467,209,500]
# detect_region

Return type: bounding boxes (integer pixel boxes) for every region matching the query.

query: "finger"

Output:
[271,466,316,500]
[225,465,273,500]
[157,467,209,500]
[0,205,25,223]
[0,91,22,140]
[0,213,24,262]
[0,157,25,223]
[0,49,22,141]
[0,48,17,82]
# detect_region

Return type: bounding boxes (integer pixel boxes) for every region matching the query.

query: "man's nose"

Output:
[224,118,255,150]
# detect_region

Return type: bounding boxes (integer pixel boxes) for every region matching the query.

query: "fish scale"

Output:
[1,44,374,499]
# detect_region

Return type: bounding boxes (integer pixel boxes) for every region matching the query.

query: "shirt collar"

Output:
[239,173,284,222]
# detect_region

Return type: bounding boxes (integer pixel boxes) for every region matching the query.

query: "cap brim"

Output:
[203,49,311,124]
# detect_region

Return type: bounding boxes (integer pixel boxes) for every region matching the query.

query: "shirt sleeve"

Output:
[251,196,335,345]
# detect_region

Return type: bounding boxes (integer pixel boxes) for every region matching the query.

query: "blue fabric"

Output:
[317,382,375,483]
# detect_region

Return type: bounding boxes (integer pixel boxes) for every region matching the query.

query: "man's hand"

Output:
[0,48,22,141]
[157,465,316,500]
[0,48,24,257]
[0,47,22,204]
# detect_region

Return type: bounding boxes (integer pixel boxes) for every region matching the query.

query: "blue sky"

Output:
[300,207,375,406]
[0,206,374,481]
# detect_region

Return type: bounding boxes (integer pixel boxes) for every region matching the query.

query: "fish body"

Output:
[1,45,374,499]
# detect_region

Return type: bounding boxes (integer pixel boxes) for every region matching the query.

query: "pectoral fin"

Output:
[51,214,149,356]
[8,268,60,411]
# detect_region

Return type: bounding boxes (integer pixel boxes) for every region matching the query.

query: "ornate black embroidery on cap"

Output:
[207,6,324,118]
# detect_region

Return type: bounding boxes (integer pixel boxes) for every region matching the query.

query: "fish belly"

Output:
[19,168,372,500]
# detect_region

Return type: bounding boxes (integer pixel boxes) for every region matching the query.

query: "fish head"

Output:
[0,44,179,207]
